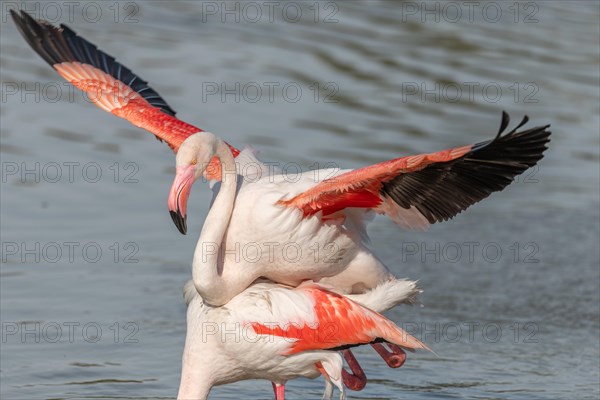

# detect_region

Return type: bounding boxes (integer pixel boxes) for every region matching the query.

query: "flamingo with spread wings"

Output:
[9,10,420,389]
[12,10,553,399]
[11,10,551,309]
[179,278,427,400]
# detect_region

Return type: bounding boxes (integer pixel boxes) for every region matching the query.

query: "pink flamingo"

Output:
[178,278,427,400]
[10,10,420,387]
[11,10,551,306]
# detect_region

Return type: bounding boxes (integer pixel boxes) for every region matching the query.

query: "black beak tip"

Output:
[170,210,187,235]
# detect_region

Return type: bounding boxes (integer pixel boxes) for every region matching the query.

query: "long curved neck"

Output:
[192,140,238,303]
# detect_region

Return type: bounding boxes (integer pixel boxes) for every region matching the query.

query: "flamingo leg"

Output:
[341,349,367,391]
[271,382,285,400]
[371,342,407,368]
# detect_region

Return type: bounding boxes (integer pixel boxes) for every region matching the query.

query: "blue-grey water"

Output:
[1,1,599,399]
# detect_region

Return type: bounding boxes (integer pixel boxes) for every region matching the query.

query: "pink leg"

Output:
[371,342,407,368]
[271,382,285,400]
[341,349,367,391]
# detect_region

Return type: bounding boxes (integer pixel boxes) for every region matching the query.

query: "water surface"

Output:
[1,1,599,399]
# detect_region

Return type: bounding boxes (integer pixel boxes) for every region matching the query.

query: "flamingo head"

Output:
[168,133,219,234]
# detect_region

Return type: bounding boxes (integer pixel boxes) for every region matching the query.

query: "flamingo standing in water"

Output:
[178,278,427,400]
[10,10,421,392]
[11,10,551,306]
[11,10,552,398]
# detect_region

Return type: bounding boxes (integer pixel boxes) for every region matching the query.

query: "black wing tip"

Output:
[11,9,177,117]
[10,9,56,67]
[497,112,550,140]
[10,8,27,23]
[475,111,551,152]
[497,110,511,138]
[381,111,552,227]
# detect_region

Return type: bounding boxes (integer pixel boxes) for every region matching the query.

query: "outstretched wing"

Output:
[10,10,239,159]
[250,285,428,355]
[278,112,551,229]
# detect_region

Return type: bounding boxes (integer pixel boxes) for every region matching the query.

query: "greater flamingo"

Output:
[10,10,419,385]
[11,10,551,306]
[178,278,427,400]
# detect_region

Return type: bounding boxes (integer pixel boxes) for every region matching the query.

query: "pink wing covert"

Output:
[250,286,428,355]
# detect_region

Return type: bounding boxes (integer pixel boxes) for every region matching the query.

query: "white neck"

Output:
[191,139,238,305]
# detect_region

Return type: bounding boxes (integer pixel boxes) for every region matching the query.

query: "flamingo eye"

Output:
[191,159,197,165]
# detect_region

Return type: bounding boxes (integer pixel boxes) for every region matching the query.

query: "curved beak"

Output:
[168,165,195,235]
